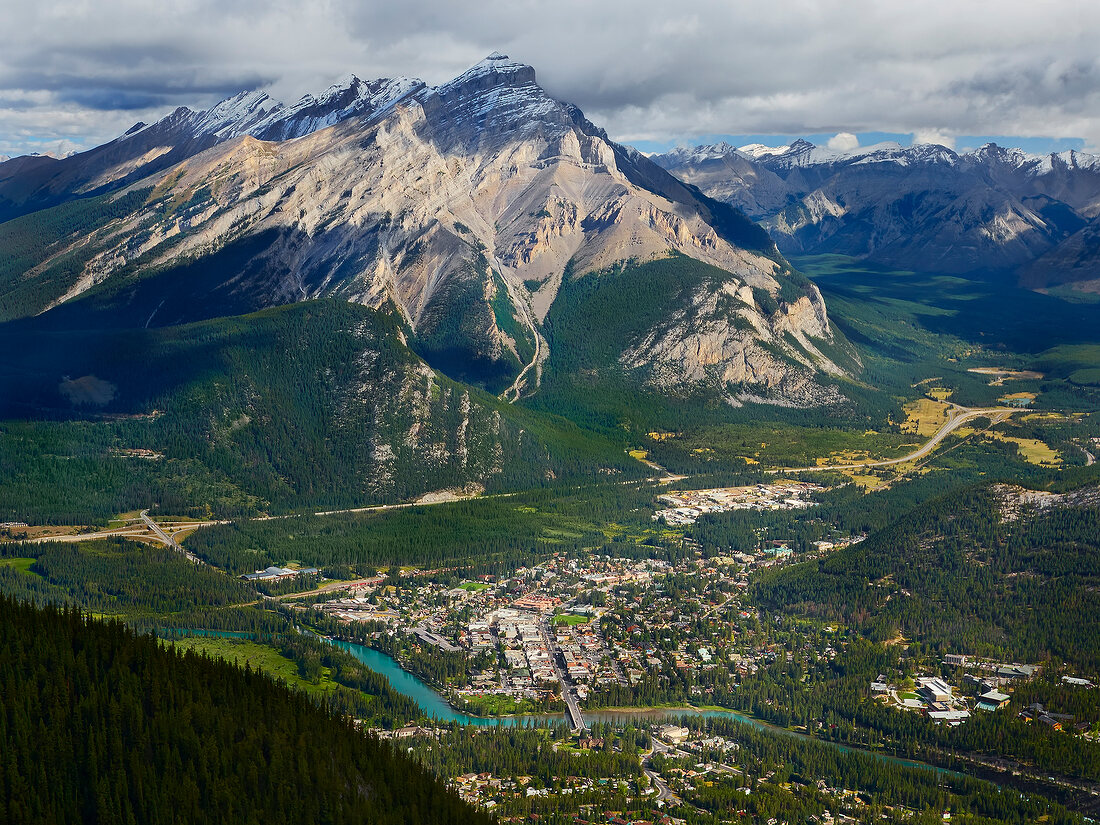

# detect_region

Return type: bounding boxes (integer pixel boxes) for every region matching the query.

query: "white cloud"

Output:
[0,0,1099,157]
[912,129,957,150]
[826,132,859,152]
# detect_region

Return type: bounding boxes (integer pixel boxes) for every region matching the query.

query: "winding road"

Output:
[771,404,1021,474]
[641,746,680,804]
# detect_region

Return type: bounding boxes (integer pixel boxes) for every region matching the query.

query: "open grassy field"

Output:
[166,636,342,697]
[552,613,592,627]
[648,424,915,472]
[0,557,38,576]
[455,692,547,717]
[840,471,891,491]
[984,432,1062,466]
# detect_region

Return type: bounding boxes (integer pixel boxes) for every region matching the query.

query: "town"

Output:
[279,522,1098,822]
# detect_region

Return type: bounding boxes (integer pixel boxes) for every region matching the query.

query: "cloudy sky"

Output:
[3,0,1100,158]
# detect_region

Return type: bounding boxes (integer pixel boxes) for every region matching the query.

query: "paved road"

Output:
[141,510,204,563]
[772,405,1020,473]
[641,748,679,804]
[539,616,587,731]
[271,577,382,601]
[20,517,220,557]
[253,490,506,523]
[644,741,685,804]
[25,528,149,544]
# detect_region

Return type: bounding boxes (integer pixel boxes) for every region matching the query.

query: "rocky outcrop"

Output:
[621,278,846,406]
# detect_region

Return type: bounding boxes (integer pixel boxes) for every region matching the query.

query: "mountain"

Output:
[0,54,845,408]
[654,140,1100,290]
[0,597,489,825]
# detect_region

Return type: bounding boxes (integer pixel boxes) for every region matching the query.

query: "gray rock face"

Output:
[654,140,1100,286]
[5,56,846,406]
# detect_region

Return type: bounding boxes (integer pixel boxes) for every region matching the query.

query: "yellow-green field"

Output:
[842,472,889,491]
[985,432,1061,466]
[552,613,592,627]
[900,398,953,436]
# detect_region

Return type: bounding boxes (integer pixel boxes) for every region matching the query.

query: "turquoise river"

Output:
[327,637,961,779]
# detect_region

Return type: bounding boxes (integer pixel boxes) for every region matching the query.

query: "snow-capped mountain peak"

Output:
[737,142,791,159]
[188,89,278,140]
[436,52,539,95]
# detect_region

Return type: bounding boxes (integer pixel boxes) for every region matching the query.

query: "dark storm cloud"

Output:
[3,0,1100,158]
[58,89,166,110]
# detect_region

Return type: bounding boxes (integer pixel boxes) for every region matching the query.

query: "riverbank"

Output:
[325,635,973,781]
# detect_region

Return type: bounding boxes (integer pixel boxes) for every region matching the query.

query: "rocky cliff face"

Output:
[654,140,1100,287]
[3,55,844,406]
[621,287,845,407]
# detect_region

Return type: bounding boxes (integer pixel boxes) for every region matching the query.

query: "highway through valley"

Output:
[772,404,1021,473]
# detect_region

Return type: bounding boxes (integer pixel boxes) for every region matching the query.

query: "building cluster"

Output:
[1018,703,1087,731]
[313,595,402,624]
[449,770,641,813]
[653,482,822,525]
[872,656,1053,725]
[240,565,319,582]
[552,618,627,698]
[471,608,558,686]
[333,531,1094,823]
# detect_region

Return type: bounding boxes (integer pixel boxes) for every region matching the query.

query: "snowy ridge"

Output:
[653,133,1100,282]
[252,76,427,141]
[738,143,791,159]
[187,90,279,139]
[117,75,427,147]
[118,53,570,151]
[660,138,1098,177]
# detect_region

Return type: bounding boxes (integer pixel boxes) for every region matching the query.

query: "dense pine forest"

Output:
[184,483,660,575]
[0,597,490,825]
[752,485,1100,670]
[0,299,643,524]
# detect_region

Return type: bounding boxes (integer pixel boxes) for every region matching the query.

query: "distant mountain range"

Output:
[0,54,845,409]
[653,139,1100,293]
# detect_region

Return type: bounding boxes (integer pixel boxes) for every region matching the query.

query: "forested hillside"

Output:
[753,484,1100,669]
[0,299,641,523]
[0,597,489,825]
[529,254,853,436]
